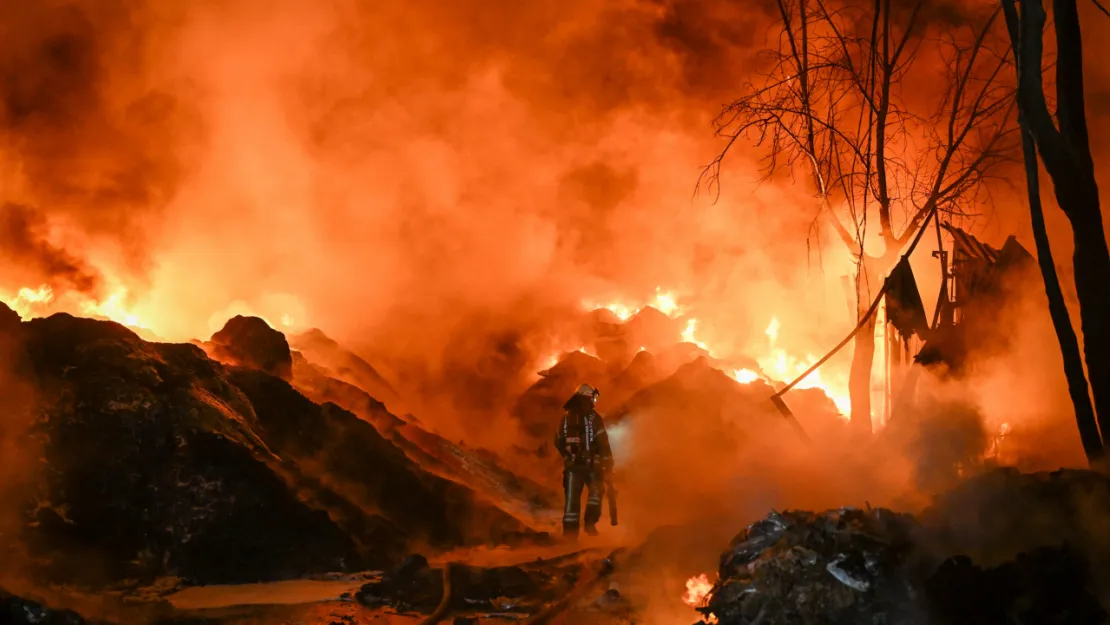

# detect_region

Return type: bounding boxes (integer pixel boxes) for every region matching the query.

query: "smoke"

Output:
[0,0,1100,477]
[0,0,202,298]
[0,204,102,294]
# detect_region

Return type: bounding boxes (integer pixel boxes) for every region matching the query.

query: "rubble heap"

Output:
[1,588,90,625]
[698,492,1107,625]
[701,508,923,625]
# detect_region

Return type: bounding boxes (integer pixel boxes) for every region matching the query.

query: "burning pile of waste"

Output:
[691,470,1110,625]
[693,507,923,625]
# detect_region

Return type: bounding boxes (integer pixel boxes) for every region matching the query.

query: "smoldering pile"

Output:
[0,304,558,590]
[694,468,1110,625]
[512,305,845,451]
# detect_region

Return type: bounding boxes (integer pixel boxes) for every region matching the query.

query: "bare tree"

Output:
[1002,0,1110,459]
[700,0,1016,432]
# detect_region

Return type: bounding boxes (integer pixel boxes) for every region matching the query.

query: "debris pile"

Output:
[697,475,1110,625]
[1,588,88,625]
[926,546,1105,625]
[699,508,923,625]
[208,314,294,380]
[2,309,551,588]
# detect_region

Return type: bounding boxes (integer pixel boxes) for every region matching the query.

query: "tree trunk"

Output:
[848,315,877,433]
[1060,177,1110,442]
[848,257,883,433]
[1019,111,1103,462]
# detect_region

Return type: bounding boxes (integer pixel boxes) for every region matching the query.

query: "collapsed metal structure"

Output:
[772,213,1036,434]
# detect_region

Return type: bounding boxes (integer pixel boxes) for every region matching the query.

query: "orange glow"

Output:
[676,312,852,417]
[583,287,685,322]
[682,572,713,607]
[3,285,54,321]
[731,368,759,384]
[756,317,851,417]
[681,318,711,353]
[2,283,151,331]
[81,288,147,329]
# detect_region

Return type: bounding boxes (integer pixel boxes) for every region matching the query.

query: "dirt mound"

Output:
[918,468,1110,581]
[3,312,548,588]
[512,350,610,439]
[15,314,363,586]
[208,315,293,380]
[288,328,402,410]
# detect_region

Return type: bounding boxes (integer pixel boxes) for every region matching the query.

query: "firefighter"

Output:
[554,383,613,538]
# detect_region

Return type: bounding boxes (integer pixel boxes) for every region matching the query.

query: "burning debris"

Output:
[691,469,1110,625]
[695,508,923,625]
[1,588,90,625]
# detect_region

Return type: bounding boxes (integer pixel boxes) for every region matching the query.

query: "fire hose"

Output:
[419,562,456,625]
[524,548,623,625]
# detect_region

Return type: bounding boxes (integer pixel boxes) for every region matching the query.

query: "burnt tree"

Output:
[701,0,1015,431]
[1001,0,1110,457]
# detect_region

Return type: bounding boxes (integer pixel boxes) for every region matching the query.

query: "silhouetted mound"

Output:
[5,313,546,589]
[0,301,20,333]
[700,508,923,625]
[601,350,670,414]
[289,328,402,409]
[227,368,537,549]
[698,493,1108,625]
[611,357,842,430]
[918,468,1110,580]
[209,315,293,380]
[513,350,609,438]
[1,588,93,625]
[16,314,363,587]
[290,352,561,530]
[623,306,683,349]
[926,547,1105,625]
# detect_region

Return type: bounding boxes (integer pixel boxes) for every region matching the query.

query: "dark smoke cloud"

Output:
[0,0,203,276]
[0,204,101,294]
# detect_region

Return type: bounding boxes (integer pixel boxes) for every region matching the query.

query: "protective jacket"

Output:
[555,390,613,537]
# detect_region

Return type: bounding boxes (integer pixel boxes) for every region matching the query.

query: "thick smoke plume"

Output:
[0,0,1105,537]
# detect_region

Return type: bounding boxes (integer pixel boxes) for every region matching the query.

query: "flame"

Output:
[652,287,681,317]
[765,317,780,343]
[2,283,150,331]
[683,573,713,607]
[681,318,711,353]
[757,316,851,417]
[732,368,759,384]
[81,288,147,329]
[582,286,685,322]
[4,285,55,320]
[678,313,852,416]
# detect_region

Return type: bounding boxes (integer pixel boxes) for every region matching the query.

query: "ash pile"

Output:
[696,495,1106,625]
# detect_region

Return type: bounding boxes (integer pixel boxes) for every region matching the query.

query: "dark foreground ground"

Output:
[2,307,1108,624]
[5,468,1110,625]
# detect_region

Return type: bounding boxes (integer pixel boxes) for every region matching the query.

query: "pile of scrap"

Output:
[698,508,923,625]
[696,469,1110,625]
